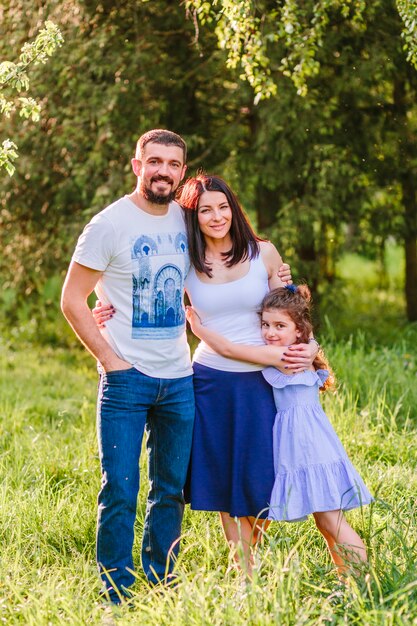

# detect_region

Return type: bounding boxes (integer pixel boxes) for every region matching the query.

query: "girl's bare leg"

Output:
[248,515,270,545]
[313,510,367,578]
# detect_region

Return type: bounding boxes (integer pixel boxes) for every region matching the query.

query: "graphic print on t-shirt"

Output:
[131,231,189,339]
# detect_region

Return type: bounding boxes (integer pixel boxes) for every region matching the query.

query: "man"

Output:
[62,128,293,603]
[61,129,194,603]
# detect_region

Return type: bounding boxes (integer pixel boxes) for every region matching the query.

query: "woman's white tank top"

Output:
[185,254,270,372]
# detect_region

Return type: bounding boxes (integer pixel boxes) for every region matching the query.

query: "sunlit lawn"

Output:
[0,247,416,624]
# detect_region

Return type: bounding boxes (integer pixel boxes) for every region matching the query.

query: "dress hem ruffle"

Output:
[268,457,373,522]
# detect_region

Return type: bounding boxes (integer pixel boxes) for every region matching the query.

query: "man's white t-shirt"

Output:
[72,196,193,379]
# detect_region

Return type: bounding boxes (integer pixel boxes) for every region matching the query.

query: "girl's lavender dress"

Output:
[262,368,373,522]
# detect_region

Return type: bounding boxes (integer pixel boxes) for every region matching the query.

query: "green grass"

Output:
[1,248,417,624]
[320,245,412,345]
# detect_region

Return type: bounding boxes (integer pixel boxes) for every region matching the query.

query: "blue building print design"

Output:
[174,232,187,254]
[131,232,188,339]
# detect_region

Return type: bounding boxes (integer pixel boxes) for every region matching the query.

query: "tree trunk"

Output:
[255,186,281,231]
[393,77,417,321]
[404,237,417,321]
[402,172,417,321]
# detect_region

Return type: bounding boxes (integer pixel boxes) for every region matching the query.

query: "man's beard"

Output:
[140,177,176,205]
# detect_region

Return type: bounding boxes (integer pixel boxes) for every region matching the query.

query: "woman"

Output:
[94,174,317,575]
[179,175,316,574]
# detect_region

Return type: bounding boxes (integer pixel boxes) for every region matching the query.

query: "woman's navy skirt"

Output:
[185,363,277,518]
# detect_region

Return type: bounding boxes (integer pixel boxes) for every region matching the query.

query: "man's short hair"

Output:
[136,129,187,162]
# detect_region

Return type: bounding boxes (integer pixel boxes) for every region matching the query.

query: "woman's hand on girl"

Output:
[281,342,317,371]
[92,300,115,328]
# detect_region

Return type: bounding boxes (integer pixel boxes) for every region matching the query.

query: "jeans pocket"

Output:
[104,366,136,377]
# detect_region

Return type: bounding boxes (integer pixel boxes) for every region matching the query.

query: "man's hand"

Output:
[281,341,318,373]
[102,356,133,373]
[278,263,292,285]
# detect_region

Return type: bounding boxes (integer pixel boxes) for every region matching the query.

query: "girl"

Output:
[186,284,372,577]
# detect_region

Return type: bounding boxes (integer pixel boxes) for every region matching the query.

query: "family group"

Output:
[61,129,372,605]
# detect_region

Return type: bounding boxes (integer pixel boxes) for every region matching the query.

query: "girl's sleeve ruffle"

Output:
[262,367,329,389]
[316,369,330,386]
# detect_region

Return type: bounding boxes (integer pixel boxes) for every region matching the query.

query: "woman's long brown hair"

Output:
[177,174,263,277]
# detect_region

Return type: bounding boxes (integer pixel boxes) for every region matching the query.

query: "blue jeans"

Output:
[96,367,194,602]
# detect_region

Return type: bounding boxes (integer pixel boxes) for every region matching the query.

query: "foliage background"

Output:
[1,0,417,337]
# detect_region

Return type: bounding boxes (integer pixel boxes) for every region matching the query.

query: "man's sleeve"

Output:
[72,214,115,271]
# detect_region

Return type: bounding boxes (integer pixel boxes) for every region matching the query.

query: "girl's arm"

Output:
[186,307,290,371]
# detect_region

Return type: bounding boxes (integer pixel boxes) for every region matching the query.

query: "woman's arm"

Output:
[186,307,289,371]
